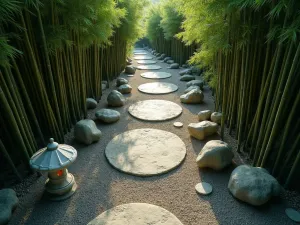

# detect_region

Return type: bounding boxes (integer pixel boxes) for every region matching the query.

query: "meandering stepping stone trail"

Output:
[105,129,186,176]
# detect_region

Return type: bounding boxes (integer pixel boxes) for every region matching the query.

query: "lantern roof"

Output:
[30,138,77,171]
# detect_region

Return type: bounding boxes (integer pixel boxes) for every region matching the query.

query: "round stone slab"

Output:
[105,129,186,176]
[174,122,183,128]
[129,100,182,121]
[137,60,157,65]
[141,72,172,79]
[137,65,162,70]
[195,182,213,195]
[134,52,147,55]
[285,208,300,222]
[138,82,178,95]
[134,56,153,60]
[87,203,184,225]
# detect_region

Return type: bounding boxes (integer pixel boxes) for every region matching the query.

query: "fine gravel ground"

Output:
[9,49,299,225]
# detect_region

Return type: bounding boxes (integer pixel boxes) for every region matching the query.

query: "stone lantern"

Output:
[30,138,77,201]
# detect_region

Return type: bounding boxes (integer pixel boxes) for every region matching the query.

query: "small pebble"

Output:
[173,122,183,128]
[195,182,213,195]
[285,208,300,222]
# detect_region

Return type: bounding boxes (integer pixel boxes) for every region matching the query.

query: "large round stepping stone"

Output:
[105,129,186,176]
[195,182,213,195]
[134,56,153,60]
[141,72,172,79]
[134,52,147,55]
[285,208,300,222]
[87,203,184,225]
[129,100,182,121]
[138,82,178,95]
[137,65,161,70]
[137,60,157,65]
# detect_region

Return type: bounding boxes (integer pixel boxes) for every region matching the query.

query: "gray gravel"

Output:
[8,50,299,225]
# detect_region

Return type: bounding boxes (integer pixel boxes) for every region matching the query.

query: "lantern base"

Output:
[47,182,77,201]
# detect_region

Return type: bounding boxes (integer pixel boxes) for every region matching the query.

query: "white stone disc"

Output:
[137,60,157,65]
[128,100,182,121]
[137,65,162,70]
[141,72,172,79]
[134,52,147,55]
[87,203,184,225]
[174,122,183,128]
[105,129,186,176]
[138,82,178,94]
[195,182,213,195]
[134,56,153,60]
[285,208,300,222]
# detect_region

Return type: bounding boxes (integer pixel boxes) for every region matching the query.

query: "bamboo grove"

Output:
[0,0,146,181]
[145,2,197,65]
[146,0,300,189]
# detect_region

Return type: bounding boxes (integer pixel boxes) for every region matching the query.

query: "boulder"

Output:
[0,189,18,225]
[228,165,281,206]
[118,84,132,94]
[182,64,188,68]
[179,69,192,76]
[95,109,120,123]
[116,78,128,87]
[186,80,204,89]
[167,60,175,64]
[125,66,136,74]
[107,90,125,107]
[196,140,233,170]
[126,60,132,65]
[191,66,202,75]
[180,75,195,82]
[188,121,218,140]
[74,120,101,145]
[102,81,108,91]
[211,112,222,124]
[180,89,204,104]
[198,110,212,121]
[169,63,180,69]
[184,85,200,94]
[86,98,97,109]
[163,57,172,62]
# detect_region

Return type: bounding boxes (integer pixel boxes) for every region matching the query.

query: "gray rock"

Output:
[95,109,120,123]
[102,84,107,91]
[211,112,222,124]
[188,121,218,140]
[169,63,179,69]
[180,89,204,104]
[198,110,212,121]
[167,60,175,64]
[107,90,125,107]
[182,64,189,68]
[191,66,202,75]
[179,69,192,76]
[0,189,18,225]
[86,98,97,109]
[180,75,195,82]
[118,84,132,94]
[186,80,204,89]
[74,119,102,145]
[126,60,132,65]
[125,66,135,74]
[196,140,233,170]
[163,57,172,62]
[184,86,200,94]
[228,165,281,206]
[285,208,300,222]
[116,78,128,87]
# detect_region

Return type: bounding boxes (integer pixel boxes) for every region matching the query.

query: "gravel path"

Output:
[9,49,297,225]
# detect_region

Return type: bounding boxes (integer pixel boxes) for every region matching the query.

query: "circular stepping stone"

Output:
[134,56,153,60]
[105,129,186,176]
[87,203,184,225]
[137,65,162,70]
[285,208,300,222]
[141,72,172,79]
[138,82,178,95]
[195,182,213,195]
[137,60,157,65]
[134,52,147,55]
[129,100,182,121]
[174,122,183,128]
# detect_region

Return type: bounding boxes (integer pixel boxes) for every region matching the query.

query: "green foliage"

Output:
[145,4,163,42]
